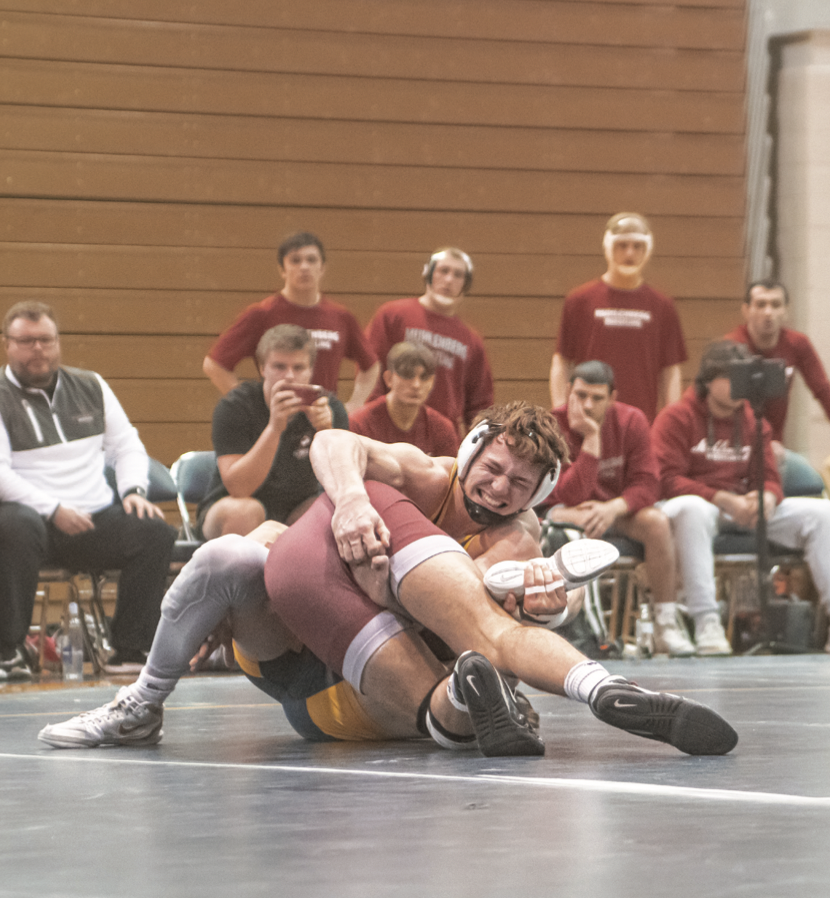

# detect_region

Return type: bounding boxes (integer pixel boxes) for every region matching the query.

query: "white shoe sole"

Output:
[484,539,619,600]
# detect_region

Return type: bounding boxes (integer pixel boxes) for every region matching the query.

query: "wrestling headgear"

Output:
[602,212,654,259]
[457,420,561,525]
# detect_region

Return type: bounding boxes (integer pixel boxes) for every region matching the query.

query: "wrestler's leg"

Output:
[133,534,299,704]
[397,552,585,696]
[265,486,529,751]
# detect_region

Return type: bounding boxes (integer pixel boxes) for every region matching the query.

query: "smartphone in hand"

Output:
[290,384,324,405]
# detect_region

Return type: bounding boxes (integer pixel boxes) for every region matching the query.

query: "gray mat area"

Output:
[2,655,829,898]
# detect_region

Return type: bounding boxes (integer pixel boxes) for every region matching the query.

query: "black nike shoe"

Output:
[453,651,545,757]
[589,678,738,756]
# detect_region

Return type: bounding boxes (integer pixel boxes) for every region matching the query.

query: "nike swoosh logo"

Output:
[465,675,480,697]
[614,700,637,708]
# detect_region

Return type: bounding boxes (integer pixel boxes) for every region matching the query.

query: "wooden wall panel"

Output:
[1,108,747,175]
[0,1,748,464]
[4,201,746,255]
[1,2,746,46]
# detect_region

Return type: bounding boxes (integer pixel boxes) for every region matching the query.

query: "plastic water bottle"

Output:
[635,603,654,659]
[59,602,85,682]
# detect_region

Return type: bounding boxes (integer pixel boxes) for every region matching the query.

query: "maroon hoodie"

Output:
[652,386,783,503]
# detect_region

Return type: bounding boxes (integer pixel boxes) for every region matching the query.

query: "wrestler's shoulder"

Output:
[398,454,454,513]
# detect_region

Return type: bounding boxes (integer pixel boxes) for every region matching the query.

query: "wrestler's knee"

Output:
[163,534,267,614]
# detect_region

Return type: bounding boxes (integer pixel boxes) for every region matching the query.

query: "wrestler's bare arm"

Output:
[309,429,449,562]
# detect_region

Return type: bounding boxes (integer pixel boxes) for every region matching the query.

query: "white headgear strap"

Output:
[422,250,474,283]
[602,230,653,257]
[457,421,561,511]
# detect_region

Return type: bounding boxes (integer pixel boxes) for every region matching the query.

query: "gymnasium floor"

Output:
[2,655,829,898]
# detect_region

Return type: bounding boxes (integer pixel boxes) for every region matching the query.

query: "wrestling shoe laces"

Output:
[38,685,163,749]
[588,677,738,756]
[452,651,545,757]
[483,538,620,600]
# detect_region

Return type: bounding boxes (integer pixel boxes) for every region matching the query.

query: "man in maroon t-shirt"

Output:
[543,360,693,656]
[654,341,830,655]
[365,247,493,436]
[349,342,460,457]
[550,212,687,423]
[724,279,830,451]
[203,231,378,414]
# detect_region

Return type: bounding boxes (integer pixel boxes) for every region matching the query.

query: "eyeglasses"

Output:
[6,336,58,348]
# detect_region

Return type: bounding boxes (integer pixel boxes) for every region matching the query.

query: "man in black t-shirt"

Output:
[197,325,348,539]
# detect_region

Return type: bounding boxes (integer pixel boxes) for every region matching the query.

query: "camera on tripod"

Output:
[728,356,787,409]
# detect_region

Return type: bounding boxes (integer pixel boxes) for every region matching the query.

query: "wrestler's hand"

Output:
[304,395,333,432]
[332,493,391,563]
[190,616,235,672]
[520,560,569,618]
[51,504,95,535]
[350,554,395,609]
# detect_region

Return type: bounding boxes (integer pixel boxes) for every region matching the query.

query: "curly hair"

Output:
[470,401,569,472]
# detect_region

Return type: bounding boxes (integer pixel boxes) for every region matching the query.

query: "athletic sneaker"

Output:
[694,614,733,657]
[484,538,620,600]
[652,604,696,658]
[452,651,545,757]
[589,678,738,756]
[0,645,34,681]
[38,685,163,749]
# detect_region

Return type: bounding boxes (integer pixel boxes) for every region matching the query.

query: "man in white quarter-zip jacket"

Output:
[0,301,177,680]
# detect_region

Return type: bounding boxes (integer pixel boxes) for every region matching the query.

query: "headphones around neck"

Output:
[422,250,474,293]
[457,421,560,511]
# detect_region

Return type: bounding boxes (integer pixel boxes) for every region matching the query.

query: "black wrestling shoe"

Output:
[589,678,738,756]
[453,651,545,757]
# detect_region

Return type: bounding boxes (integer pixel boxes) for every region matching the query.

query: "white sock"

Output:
[564,659,622,704]
[132,670,178,706]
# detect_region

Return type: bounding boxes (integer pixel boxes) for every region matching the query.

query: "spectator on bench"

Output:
[203,231,378,415]
[349,342,460,457]
[543,360,694,656]
[196,324,348,540]
[653,341,830,656]
[0,301,176,678]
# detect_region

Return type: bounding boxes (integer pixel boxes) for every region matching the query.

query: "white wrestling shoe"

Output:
[38,685,163,749]
[484,539,620,601]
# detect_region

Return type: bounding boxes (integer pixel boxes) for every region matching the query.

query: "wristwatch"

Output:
[122,486,147,499]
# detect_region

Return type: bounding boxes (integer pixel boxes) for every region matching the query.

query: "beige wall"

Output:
[776,31,830,467]
[0,0,748,463]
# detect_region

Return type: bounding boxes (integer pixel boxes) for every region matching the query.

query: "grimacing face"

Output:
[462,435,544,517]
[4,315,61,389]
